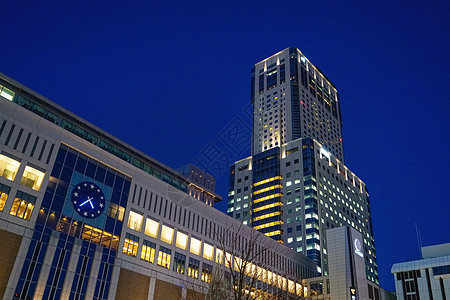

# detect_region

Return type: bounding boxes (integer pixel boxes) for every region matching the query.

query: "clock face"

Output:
[71,182,106,219]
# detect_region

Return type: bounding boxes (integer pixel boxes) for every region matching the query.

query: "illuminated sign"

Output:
[354,238,363,258]
[320,147,330,159]
[350,287,357,300]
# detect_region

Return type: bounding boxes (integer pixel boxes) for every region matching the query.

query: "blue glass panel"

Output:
[105,171,115,187]
[95,167,106,183]
[51,163,62,178]
[65,152,77,168]
[42,191,54,207]
[114,176,123,191]
[111,190,120,204]
[75,157,87,173]
[60,166,73,182]
[123,180,131,194]
[56,148,67,164]
[86,162,96,178]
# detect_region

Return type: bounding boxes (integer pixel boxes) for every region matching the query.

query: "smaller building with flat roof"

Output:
[391,243,450,300]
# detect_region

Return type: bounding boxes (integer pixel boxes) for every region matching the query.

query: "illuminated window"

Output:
[0,85,14,100]
[157,246,171,269]
[173,252,186,274]
[216,248,223,264]
[127,210,143,231]
[160,225,174,244]
[122,233,139,257]
[188,258,200,279]
[82,224,103,245]
[201,263,212,283]
[9,191,35,220]
[108,203,125,221]
[0,183,11,211]
[101,231,116,249]
[140,240,156,263]
[20,165,45,191]
[203,243,214,261]
[0,154,20,181]
[145,218,159,238]
[175,231,188,250]
[225,252,232,268]
[190,237,201,256]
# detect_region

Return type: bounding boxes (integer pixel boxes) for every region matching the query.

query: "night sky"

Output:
[2,0,449,291]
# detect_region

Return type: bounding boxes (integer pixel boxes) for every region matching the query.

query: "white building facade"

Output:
[392,243,450,300]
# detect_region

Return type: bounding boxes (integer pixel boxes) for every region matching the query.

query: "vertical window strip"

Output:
[38,140,47,161]
[46,143,54,164]
[22,132,31,154]
[5,124,15,146]
[13,128,23,149]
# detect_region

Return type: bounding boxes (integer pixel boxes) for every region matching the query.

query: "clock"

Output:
[71,182,106,218]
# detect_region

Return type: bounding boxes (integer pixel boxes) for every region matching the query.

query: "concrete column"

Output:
[148,276,156,299]
[85,247,103,299]
[34,231,59,300]
[60,242,82,300]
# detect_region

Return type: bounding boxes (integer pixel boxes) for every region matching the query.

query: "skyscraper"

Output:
[251,47,344,162]
[228,47,378,284]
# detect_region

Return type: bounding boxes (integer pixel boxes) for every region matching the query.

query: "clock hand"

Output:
[89,200,94,209]
[80,199,90,207]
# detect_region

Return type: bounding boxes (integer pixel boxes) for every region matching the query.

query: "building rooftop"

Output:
[0,72,222,203]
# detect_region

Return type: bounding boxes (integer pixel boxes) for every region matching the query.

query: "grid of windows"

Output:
[157,246,171,269]
[123,233,139,257]
[201,263,212,283]
[188,258,200,279]
[141,240,156,263]
[173,252,186,274]
[9,191,36,220]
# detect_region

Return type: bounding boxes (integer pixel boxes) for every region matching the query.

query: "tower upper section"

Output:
[251,47,344,162]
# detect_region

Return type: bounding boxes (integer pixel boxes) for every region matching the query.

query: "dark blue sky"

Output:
[2,0,449,291]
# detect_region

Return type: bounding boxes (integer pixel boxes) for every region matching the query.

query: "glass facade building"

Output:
[228,47,379,285]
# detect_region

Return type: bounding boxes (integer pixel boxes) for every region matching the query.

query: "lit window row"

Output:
[253,184,282,195]
[0,154,45,191]
[253,193,283,204]
[264,230,282,237]
[125,211,215,261]
[252,202,283,213]
[252,211,282,222]
[122,208,305,295]
[0,184,36,221]
[253,220,283,231]
[253,176,282,187]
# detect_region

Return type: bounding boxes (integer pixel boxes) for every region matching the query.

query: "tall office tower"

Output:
[228,48,379,284]
[251,47,344,162]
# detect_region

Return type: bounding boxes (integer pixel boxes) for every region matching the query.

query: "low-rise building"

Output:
[392,243,450,300]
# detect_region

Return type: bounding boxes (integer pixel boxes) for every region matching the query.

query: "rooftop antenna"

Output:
[415,223,423,259]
